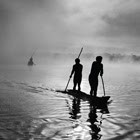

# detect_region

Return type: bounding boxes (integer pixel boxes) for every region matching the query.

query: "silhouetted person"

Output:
[28,57,34,66]
[89,56,103,96]
[70,58,83,91]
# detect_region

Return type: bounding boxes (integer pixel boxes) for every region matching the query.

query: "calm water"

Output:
[0,60,140,140]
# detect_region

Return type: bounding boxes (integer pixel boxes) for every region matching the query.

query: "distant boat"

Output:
[28,57,35,66]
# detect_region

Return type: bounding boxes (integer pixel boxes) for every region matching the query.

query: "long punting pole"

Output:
[101,76,106,96]
[77,47,83,58]
[65,47,83,91]
[31,47,38,58]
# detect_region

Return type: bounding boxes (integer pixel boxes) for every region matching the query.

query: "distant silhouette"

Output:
[28,57,34,66]
[70,58,83,91]
[89,56,103,96]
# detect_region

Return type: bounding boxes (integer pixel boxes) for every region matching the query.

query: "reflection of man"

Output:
[70,58,83,91]
[69,97,81,119]
[89,56,103,96]
[88,104,101,139]
[28,57,34,65]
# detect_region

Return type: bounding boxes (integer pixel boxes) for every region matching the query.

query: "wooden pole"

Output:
[78,47,83,59]
[101,76,106,96]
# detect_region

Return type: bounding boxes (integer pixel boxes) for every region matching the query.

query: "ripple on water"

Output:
[1,64,140,139]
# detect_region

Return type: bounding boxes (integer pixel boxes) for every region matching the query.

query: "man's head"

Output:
[96,56,102,63]
[75,58,80,64]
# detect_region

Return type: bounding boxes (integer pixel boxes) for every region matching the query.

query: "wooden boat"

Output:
[56,89,111,108]
[28,61,34,66]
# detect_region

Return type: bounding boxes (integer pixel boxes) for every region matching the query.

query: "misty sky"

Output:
[0,0,140,64]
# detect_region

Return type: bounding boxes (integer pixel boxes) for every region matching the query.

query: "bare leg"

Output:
[73,78,77,90]
[93,90,97,97]
[93,82,98,97]
[78,82,81,91]
[90,88,94,96]
[73,83,76,91]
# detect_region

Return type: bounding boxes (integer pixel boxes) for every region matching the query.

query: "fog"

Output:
[0,0,140,65]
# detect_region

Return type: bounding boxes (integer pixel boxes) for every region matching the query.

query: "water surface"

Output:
[0,62,140,139]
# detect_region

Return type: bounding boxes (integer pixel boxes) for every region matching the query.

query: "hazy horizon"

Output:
[0,0,140,65]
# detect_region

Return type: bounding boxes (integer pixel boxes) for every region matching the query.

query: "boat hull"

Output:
[57,89,111,108]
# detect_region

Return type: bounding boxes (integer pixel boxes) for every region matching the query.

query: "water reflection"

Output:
[68,95,110,139]
[88,101,110,140]
[69,97,81,119]
[88,102,101,139]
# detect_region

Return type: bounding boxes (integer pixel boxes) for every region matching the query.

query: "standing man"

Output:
[89,56,103,96]
[28,57,34,66]
[70,58,83,91]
